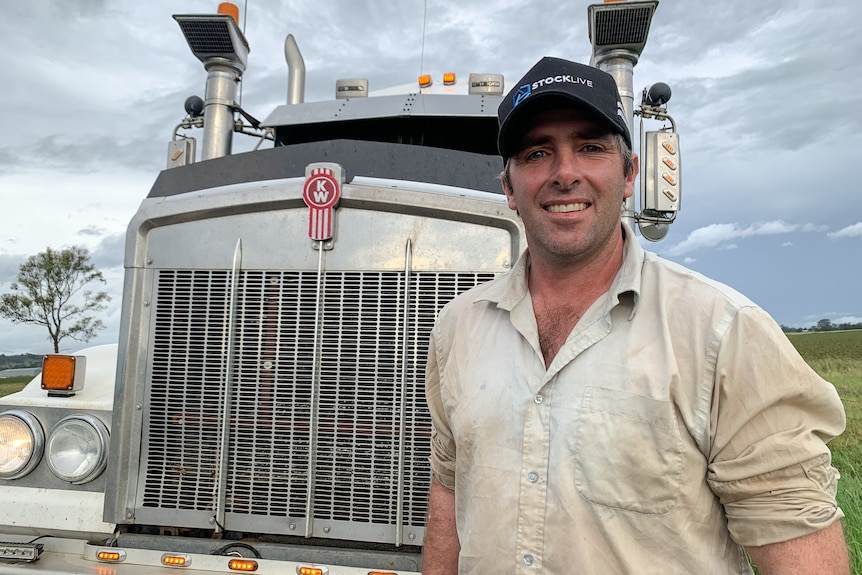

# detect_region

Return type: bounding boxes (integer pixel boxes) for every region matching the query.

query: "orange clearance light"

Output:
[418,74,432,88]
[41,354,84,393]
[96,549,126,562]
[442,72,456,85]
[367,572,398,575]
[228,558,259,572]
[162,553,191,567]
[218,2,240,24]
[297,566,328,575]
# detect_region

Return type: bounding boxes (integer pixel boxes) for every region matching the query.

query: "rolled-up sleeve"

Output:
[426,323,457,490]
[706,306,846,546]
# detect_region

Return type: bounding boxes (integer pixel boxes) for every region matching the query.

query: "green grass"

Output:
[787,331,862,573]
[0,376,31,397]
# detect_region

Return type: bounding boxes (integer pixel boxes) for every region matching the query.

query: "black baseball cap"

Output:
[497,56,632,158]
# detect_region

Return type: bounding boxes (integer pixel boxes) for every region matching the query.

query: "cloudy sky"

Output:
[1,0,860,355]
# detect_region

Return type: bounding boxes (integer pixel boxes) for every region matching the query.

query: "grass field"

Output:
[1,332,860,568]
[787,330,862,572]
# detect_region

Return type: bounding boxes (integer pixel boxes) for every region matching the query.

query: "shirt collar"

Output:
[475,220,643,319]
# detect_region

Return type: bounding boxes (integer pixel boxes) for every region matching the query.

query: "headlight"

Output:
[0,410,44,479]
[46,414,109,484]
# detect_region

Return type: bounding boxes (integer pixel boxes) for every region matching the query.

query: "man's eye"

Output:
[582,144,602,153]
[526,150,546,160]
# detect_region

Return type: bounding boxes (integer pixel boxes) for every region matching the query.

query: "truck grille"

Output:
[138,269,493,544]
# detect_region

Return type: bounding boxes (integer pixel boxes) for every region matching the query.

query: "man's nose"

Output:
[552,148,580,188]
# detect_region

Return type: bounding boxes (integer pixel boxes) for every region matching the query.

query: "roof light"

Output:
[443,72,456,85]
[418,74,432,88]
[162,553,191,567]
[335,78,369,99]
[297,566,329,575]
[0,410,44,479]
[229,558,259,571]
[218,2,240,24]
[41,354,86,396]
[468,73,504,96]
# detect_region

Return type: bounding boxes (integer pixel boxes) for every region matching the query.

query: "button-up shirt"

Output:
[425,224,845,574]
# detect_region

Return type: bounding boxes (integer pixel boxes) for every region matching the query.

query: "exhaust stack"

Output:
[174,6,250,161]
[588,0,659,219]
[284,34,306,104]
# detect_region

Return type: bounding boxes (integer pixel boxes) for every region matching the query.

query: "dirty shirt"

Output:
[425,224,845,575]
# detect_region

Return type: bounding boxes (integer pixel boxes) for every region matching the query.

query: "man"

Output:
[422,56,849,574]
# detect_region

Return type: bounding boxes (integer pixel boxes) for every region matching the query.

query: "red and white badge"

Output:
[303,163,344,241]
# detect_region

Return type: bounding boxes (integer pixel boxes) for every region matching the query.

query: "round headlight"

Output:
[46,414,109,484]
[0,410,44,479]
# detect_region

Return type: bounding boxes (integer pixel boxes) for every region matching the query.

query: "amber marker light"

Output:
[442,72,456,85]
[228,558,259,572]
[162,553,191,567]
[297,566,329,575]
[41,354,85,395]
[367,571,399,575]
[218,2,240,23]
[96,549,126,562]
[418,74,432,88]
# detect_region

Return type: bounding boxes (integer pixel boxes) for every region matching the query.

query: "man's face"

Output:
[502,107,638,267]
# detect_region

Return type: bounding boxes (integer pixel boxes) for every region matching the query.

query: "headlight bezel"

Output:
[0,410,45,480]
[45,414,109,484]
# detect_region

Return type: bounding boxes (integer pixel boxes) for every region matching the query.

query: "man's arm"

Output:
[745,521,849,575]
[421,476,459,575]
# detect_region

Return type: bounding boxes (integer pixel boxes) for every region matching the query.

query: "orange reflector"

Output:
[443,72,456,85]
[297,567,328,575]
[229,558,259,571]
[368,572,398,575]
[96,549,126,562]
[162,553,191,567]
[418,74,432,88]
[218,2,240,24]
[41,355,77,391]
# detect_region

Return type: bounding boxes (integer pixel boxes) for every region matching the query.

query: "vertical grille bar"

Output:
[395,240,412,546]
[214,239,243,532]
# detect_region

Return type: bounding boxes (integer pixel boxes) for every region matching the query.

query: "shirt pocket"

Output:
[573,386,683,514]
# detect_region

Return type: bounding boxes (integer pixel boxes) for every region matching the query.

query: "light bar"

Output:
[41,354,86,396]
[0,542,43,563]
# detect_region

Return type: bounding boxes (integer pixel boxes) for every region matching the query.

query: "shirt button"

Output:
[523,554,534,566]
[528,472,539,483]
[534,394,543,404]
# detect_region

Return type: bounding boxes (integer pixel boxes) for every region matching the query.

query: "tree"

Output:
[0,246,111,353]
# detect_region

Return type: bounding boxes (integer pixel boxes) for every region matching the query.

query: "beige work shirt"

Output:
[426,225,845,574]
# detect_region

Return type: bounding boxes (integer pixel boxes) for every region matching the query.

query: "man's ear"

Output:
[624,153,640,200]
[501,171,518,212]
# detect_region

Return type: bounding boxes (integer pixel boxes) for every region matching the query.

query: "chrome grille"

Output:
[139,269,494,543]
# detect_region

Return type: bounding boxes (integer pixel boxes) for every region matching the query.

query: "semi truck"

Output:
[0,1,679,572]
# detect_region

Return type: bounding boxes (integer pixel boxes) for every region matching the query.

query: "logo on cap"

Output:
[513,84,532,108]
[617,101,626,124]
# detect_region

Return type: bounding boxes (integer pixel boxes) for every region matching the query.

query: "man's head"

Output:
[497,57,631,161]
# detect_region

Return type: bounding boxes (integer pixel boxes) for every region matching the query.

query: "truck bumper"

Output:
[0,536,421,574]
